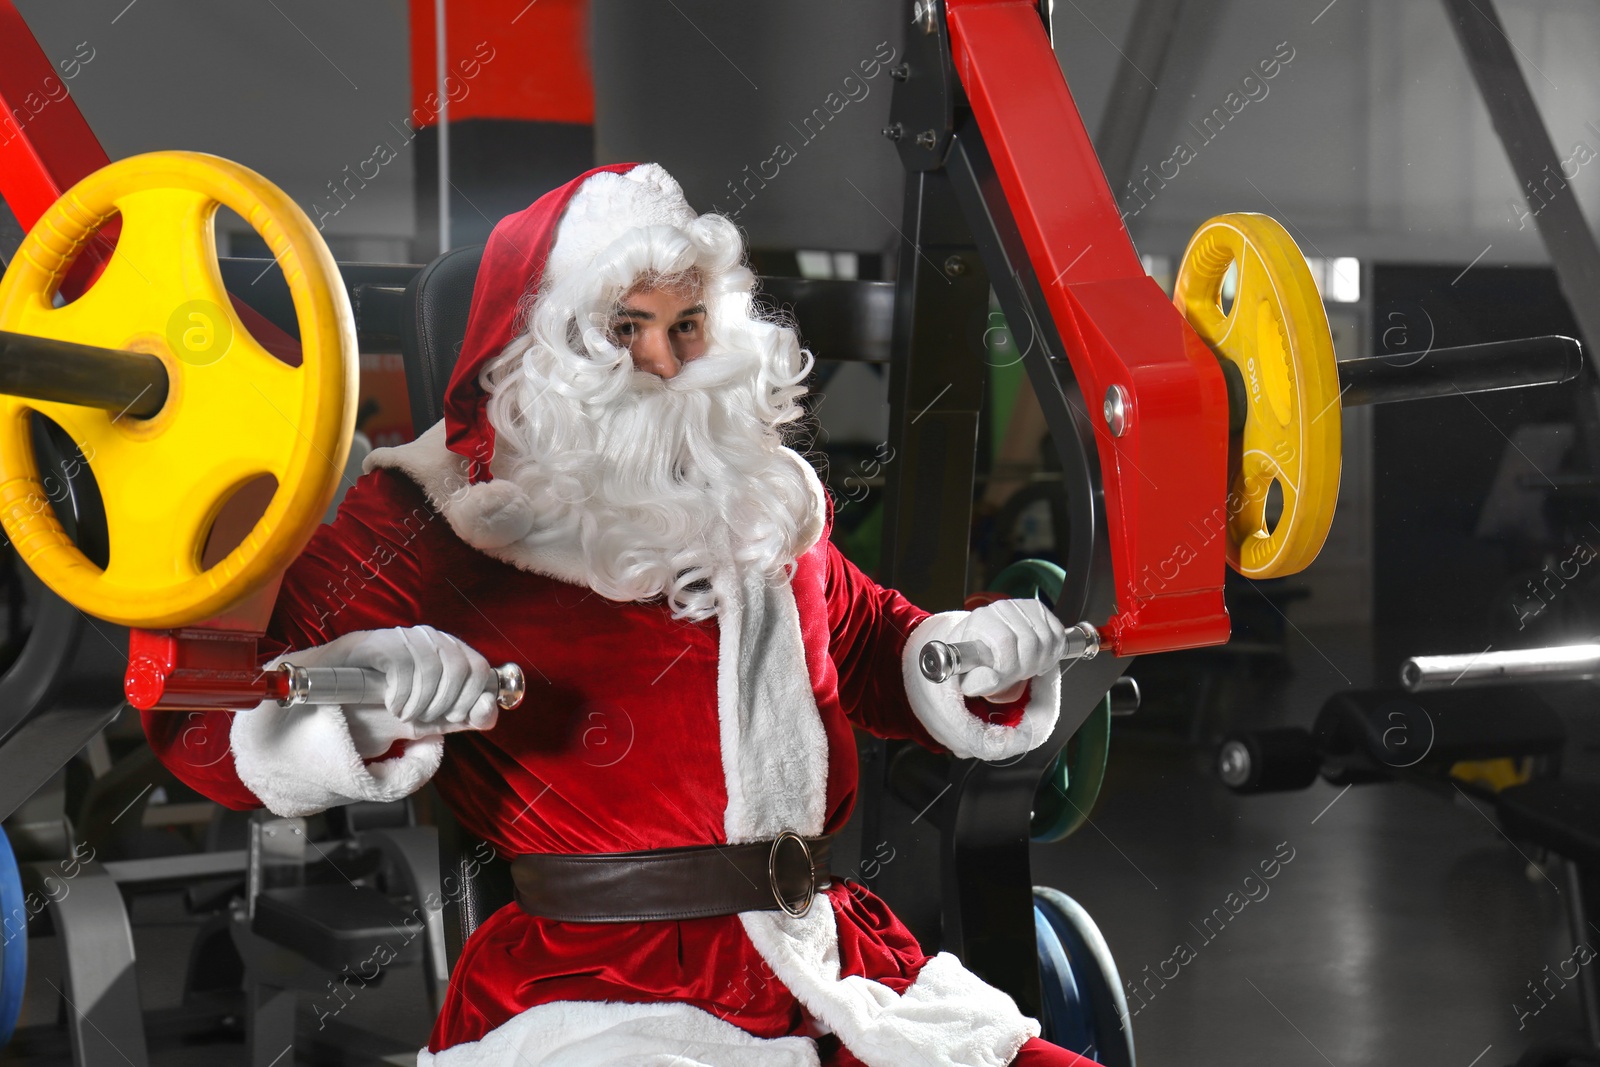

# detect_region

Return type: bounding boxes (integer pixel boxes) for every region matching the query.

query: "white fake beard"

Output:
[496,347,816,620]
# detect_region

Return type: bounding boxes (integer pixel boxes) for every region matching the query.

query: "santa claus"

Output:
[145,163,1098,1066]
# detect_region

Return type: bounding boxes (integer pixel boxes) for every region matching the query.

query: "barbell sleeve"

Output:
[1337,335,1581,408]
[918,621,1101,684]
[1399,643,1600,692]
[274,661,527,710]
[0,329,169,417]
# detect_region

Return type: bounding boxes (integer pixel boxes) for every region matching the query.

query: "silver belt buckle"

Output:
[768,830,815,918]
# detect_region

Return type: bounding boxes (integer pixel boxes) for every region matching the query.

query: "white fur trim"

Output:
[741,899,1039,1067]
[901,613,1061,762]
[714,566,828,843]
[449,478,537,549]
[543,164,699,293]
[416,999,820,1066]
[230,701,443,818]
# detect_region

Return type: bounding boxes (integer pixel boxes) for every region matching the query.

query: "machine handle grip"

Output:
[918,623,1101,683]
[919,640,993,683]
[274,662,526,710]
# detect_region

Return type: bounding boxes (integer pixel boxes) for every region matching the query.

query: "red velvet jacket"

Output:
[143,464,1033,1052]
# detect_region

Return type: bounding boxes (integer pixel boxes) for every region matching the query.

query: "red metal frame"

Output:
[947,0,1232,655]
[0,3,110,235]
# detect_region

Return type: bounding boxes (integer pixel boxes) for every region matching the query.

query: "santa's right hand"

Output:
[278,626,500,732]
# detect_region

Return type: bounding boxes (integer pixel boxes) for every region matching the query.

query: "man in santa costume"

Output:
[145,163,1098,1066]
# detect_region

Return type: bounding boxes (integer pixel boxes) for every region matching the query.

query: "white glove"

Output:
[232,623,501,817]
[950,598,1067,701]
[278,625,501,735]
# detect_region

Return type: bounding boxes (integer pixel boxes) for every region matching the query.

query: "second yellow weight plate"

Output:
[1174,213,1341,579]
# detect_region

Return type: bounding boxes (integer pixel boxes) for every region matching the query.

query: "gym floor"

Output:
[1045,624,1599,1067]
[3,624,1592,1067]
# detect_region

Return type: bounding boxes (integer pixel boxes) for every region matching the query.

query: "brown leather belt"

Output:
[510,831,833,923]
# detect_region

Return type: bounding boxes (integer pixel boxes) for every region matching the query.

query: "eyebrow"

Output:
[613,304,707,321]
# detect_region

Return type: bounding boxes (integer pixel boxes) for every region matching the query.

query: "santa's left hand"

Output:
[949,598,1068,703]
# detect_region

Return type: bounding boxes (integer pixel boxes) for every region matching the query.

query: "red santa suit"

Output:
[143,164,1085,1067]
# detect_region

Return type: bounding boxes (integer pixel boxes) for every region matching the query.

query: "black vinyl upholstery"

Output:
[400,244,485,433]
[399,246,514,960]
[253,885,424,973]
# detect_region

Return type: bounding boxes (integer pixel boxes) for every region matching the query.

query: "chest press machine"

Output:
[0,0,1583,1062]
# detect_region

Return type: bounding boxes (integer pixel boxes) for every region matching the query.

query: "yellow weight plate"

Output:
[0,151,357,628]
[1174,213,1341,579]
[1450,758,1531,793]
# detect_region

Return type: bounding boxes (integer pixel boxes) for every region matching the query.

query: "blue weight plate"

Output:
[0,825,25,1046]
[1035,902,1096,1057]
[1034,887,1136,1067]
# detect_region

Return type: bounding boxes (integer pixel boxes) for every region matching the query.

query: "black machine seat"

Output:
[1496,781,1600,870]
[399,247,512,960]
[252,885,423,975]
[400,244,486,433]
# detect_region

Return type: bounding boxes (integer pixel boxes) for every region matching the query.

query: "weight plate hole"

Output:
[214,206,301,368]
[1264,478,1285,536]
[29,413,109,569]
[200,473,278,570]
[1218,260,1238,318]
[53,210,122,310]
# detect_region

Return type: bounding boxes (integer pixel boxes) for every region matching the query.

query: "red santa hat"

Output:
[440,162,701,548]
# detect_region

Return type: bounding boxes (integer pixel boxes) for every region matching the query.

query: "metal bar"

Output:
[865,163,992,963]
[0,330,167,417]
[436,0,450,255]
[878,169,989,611]
[1339,335,1581,407]
[1092,0,1189,195]
[946,123,1115,628]
[101,849,247,887]
[1441,0,1600,365]
[1400,643,1600,692]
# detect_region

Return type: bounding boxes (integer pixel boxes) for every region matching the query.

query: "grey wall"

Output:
[15,0,413,260]
[1064,0,1600,266]
[591,0,906,256]
[17,0,1600,271]
[583,0,1600,270]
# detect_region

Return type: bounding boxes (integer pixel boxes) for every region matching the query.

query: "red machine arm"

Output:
[946,0,1232,655]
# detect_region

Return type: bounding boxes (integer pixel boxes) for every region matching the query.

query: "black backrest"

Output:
[400,244,485,432]
[399,246,514,961]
